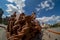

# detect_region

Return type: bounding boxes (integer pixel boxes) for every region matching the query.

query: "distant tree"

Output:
[0,8,4,23]
[2,16,9,25]
[50,22,60,28]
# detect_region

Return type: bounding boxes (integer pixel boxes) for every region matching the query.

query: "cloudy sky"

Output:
[0,0,60,24]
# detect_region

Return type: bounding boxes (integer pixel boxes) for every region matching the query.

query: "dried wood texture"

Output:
[7,12,42,40]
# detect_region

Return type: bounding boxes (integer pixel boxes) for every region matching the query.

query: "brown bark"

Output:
[6,12,42,40]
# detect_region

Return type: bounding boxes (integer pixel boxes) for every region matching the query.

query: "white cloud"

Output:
[35,8,40,11]
[6,4,18,14]
[6,15,11,17]
[57,20,60,23]
[7,0,14,3]
[6,0,26,15]
[2,14,11,18]
[36,15,60,24]
[36,0,55,12]
[35,0,55,18]
[2,15,6,18]
[41,1,50,9]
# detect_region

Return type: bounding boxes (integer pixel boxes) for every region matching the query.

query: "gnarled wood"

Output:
[4,12,42,40]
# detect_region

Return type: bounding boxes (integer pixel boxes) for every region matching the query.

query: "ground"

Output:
[0,24,60,40]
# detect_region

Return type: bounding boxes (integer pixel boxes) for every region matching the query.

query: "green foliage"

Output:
[0,8,4,24]
[0,18,2,23]
[0,8,4,18]
[50,22,60,28]
[2,18,8,25]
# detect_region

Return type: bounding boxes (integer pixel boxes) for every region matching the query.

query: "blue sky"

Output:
[0,0,60,24]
